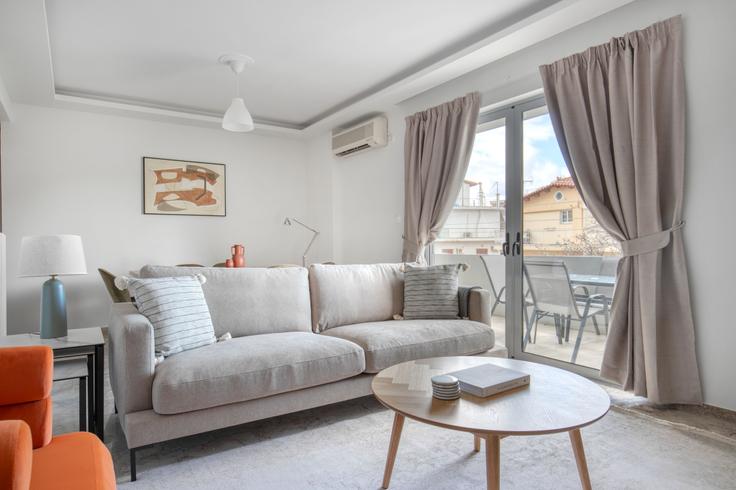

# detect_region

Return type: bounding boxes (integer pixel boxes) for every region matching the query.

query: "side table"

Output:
[54,357,89,432]
[0,327,105,441]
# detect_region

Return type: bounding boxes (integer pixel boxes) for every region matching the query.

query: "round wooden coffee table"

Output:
[372,356,610,490]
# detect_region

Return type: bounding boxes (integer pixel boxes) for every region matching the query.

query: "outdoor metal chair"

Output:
[479,255,506,316]
[480,254,533,329]
[523,260,607,363]
[573,285,610,335]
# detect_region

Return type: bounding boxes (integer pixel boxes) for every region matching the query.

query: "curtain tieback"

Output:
[620,221,684,257]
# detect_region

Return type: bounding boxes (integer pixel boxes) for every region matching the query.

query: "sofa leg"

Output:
[130,449,137,482]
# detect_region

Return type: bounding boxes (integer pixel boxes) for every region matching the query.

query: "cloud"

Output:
[465,125,506,202]
[463,113,568,201]
[523,114,568,192]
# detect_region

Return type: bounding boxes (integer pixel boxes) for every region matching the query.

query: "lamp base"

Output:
[41,277,67,339]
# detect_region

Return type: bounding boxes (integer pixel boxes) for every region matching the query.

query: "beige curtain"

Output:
[539,16,702,404]
[402,92,481,262]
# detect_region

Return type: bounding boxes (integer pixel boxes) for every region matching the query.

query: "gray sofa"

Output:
[108,263,503,480]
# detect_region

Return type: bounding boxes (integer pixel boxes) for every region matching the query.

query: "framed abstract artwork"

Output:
[142,157,226,216]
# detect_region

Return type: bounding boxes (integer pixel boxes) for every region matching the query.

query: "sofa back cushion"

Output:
[309,263,404,332]
[0,346,53,449]
[139,265,311,337]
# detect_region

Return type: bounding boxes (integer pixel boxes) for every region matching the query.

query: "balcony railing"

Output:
[437,228,505,240]
[454,198,505,208]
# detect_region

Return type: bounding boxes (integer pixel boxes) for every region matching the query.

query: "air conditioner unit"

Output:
[332,116,388,157]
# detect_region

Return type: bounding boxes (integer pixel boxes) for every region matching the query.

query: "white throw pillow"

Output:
[125,275,217,357]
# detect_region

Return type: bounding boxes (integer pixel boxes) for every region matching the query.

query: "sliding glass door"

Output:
[436,96,620,377]
[512,99,620,376]
[517,102,619,372]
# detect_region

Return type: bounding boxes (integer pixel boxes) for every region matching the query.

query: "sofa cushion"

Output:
[140,265,312,337]
[309,263,404,332]
[126,275,216,357]
[403,264,462,319]
[152,332,365,414]
[321,319,494,373]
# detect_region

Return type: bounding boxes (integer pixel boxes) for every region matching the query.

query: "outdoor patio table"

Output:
[568,274,616,288]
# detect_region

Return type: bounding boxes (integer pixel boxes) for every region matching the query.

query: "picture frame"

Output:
[142,157,226,216]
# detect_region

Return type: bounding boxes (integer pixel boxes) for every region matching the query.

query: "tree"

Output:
[560,224,620,256]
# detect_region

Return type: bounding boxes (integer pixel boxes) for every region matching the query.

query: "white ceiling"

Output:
[42,0,559,128]
[0,0,634,133]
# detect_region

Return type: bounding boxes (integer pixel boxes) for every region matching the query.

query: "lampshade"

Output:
[222,97,254,132]
[18,235,87,277]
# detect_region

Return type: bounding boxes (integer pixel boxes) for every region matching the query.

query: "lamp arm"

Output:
[302,231,320,267]
[289,218,319,234]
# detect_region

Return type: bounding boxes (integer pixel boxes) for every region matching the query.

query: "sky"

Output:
[464,113,569,201]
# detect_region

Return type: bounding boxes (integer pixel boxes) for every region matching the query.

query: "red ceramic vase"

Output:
[231,244,245,268]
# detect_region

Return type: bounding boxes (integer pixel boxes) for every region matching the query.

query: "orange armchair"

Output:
[0,346,116,489]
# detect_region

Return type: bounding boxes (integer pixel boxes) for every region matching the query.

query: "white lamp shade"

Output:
[222,97,254,132]
[18,235,87,277]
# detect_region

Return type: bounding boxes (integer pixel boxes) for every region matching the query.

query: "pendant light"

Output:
[218,53,255,132]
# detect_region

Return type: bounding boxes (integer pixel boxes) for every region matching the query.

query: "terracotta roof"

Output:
[523,176,575,200]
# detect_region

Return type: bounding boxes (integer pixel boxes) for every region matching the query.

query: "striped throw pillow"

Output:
[403,264,463,319]
[127,275,216,357]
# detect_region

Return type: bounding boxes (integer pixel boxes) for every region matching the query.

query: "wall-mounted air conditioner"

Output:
[331,116,388,157]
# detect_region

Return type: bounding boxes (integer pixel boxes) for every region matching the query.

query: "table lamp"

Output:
[18,235,87,338]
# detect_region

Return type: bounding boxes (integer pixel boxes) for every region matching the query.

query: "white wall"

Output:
[1,104,309,334]
[307,0,736,410]
[302,135,336,264]
[306,106,406,265]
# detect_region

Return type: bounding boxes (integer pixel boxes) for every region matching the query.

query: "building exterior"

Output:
[435,180,505,255]
[522,177,619,256]
[435,177,618,257]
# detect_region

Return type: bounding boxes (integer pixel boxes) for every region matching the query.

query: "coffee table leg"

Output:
[382,412,405,489]
[569,429,592,490]
[485,435,500,490]
[474,434,481,452]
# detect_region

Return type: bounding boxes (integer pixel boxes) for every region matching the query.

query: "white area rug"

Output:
[102,399,735,489]
[51,369,735,489]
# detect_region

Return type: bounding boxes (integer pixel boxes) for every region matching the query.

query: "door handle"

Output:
[512,232,521,256]
[502,232,510,256]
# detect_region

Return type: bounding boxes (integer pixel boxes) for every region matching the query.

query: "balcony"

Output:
[434,253,617,369]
